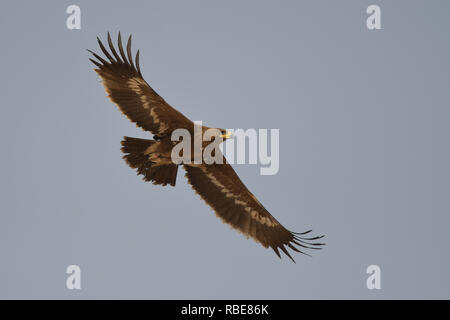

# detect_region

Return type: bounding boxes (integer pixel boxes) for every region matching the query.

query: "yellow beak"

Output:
[220,131,233,139]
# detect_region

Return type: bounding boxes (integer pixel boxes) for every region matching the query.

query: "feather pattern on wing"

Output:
[184,156,325,262]
[89,32,192,136]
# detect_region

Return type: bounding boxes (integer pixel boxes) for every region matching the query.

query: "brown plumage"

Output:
[89,32,325,262]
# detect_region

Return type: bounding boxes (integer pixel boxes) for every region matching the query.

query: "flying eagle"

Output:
[89,32,325,262]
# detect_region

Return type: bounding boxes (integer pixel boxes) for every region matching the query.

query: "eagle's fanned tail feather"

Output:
[121,136,178,186]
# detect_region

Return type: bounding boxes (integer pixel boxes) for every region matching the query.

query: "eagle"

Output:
[89,32,325,262]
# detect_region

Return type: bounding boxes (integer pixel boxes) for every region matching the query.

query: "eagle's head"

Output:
[219,128,233,141]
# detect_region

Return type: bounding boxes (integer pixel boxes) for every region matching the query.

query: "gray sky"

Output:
[0,0,449,299]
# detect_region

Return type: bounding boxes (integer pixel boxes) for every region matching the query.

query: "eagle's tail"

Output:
[120,136,178,186]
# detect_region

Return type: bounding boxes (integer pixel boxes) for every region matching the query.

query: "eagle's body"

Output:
[89,33,324,262]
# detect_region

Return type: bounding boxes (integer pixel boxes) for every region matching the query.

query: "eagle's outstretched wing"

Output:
[184,160,325,262]
[89,32,192,136]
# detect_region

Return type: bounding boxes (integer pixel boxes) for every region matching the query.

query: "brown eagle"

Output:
[89,32,324,262]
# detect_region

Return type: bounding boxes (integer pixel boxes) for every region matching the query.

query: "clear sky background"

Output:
[0,0,449,299]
